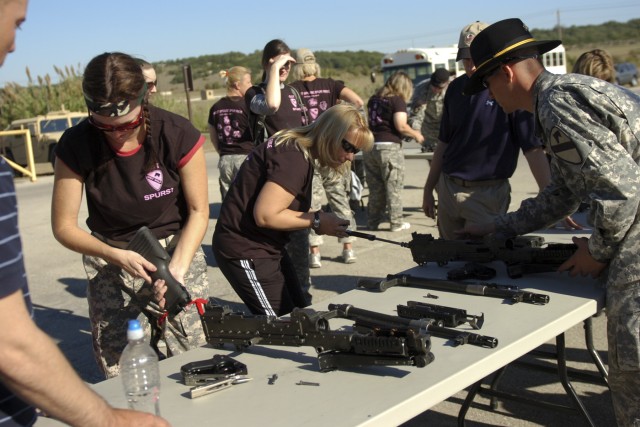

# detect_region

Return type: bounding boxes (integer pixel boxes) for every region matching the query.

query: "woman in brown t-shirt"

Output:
[212,104,373,316]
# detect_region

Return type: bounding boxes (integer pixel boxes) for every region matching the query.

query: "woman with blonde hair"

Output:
[572,48,616,83]
[208,66,253,199]
[212,104,373,316]
[365,71,424,232]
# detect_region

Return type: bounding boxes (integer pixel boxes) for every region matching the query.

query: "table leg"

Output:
[457,379,483,427]
[556,333,597,427]
[583,316,609,388]
[456,333,598,426]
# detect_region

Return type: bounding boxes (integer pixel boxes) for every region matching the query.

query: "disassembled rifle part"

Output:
[199,301,434,371]
[127,226,192,316]
[180,354,251,399]
[188,375,252,399]
[357,274,550,305]
[296,380,320,386]
[329,303,498,349]
[180,354,247,386]
[447,262,496,280]
[398,301,484,330]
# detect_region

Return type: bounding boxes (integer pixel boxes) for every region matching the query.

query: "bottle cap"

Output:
[126,319,144,341]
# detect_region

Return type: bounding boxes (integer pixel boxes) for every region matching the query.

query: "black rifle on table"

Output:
[347,230,576,279]
[357,273,550,305]
[126,226,192,317]
[397,301,484,329]
[198,299,434,372]
[329,303,498,349]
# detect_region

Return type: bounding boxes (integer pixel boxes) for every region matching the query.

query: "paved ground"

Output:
[16,146,614,426]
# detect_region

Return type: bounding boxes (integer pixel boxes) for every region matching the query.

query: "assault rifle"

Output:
[126,226,191,317]
[199,299,434,372]
[408,233,576,278]
[329,303,498,349]
[347,230,576,279]
[357,274,550,305]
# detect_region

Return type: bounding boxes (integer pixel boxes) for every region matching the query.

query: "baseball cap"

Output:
[430,68,450,87]
[456,21,489,61]
[295,48,316,64]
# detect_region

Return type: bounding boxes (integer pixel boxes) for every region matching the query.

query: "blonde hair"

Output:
[291,62,321,80]
[572,49,616,83]
[274,104,373,176]
[377,71,414,102]
[219,66,251,90]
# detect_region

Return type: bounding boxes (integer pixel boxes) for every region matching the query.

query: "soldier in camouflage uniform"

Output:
[407,68,450,152]
[308,162,356,267]
[465,18,640,426]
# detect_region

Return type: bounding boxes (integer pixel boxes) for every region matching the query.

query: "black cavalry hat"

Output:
[464,18,561,95]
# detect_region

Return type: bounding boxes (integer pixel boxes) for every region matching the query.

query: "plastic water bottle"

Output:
[119,319,161,416]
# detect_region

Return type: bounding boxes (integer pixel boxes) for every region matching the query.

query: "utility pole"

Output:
[556,9,562,40]
[182,65,194,122]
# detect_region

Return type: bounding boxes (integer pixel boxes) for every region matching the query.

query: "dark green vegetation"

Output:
[1,19,638,131]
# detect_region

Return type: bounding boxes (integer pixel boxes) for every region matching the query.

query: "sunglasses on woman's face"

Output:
[341,139,360,154]
[89,109,144,132]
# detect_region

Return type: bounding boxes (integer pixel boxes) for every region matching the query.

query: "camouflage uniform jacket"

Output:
[496,71,640,285]
[409,86,446,144]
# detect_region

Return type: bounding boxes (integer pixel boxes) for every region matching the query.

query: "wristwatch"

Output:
[312,211,321,230]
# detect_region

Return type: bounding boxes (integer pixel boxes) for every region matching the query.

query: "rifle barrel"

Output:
[386,274,549,305]
[346,230,408,247]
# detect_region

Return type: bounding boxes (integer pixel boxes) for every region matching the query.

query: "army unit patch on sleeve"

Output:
[549,125,585,165]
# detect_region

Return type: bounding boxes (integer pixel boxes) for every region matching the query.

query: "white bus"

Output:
[380,47,464,86]
[541,44,567,75]
[381,44,567,86]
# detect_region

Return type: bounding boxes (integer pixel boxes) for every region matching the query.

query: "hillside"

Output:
[1,19,638,131]
[156,19,640,96]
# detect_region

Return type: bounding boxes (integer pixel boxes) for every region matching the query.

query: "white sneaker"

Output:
[390,222,410,232]
[309,252,322,268]
[342,249,357,264]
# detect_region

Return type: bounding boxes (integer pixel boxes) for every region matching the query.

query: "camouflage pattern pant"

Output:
[309,165,355,247]
[218,154,247,200]
[363,143,405,229]
[606,280,640,426]
[285,228,312,304]
[83,240,209,379]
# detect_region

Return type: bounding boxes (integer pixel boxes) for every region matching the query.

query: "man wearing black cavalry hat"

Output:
[463,18,640,427]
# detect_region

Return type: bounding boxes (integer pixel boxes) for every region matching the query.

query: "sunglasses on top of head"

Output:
[89,108,144,132]
[341,139,360,154]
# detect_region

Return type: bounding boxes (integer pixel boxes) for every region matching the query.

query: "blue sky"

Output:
[2,0,639,86]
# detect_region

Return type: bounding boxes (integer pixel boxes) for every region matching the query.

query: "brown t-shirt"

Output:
[289,78,345,123]
[207,95,253,156]
[245,84,306,137]
[367,95,406,143]
[56,106,204,241]
[213,139,313,259]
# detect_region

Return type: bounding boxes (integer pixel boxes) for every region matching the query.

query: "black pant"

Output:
[212,246,309,316]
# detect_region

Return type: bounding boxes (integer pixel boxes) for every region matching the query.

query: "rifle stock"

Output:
[126,226,192,317]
